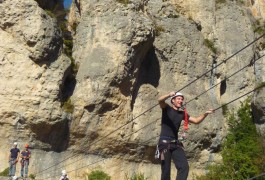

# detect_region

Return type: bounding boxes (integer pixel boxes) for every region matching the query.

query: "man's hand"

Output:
[205,109,215,115]
[169,91,175,97]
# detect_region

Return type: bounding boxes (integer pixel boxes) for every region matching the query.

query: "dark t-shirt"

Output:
[160,105,189,139]
[21,150,30,160]
[10,148,20,159]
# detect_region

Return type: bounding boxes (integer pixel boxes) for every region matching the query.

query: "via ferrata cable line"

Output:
[39,53,265,180]
[34,33,265,177]
[40,79,265,180]
[138,81,265,146]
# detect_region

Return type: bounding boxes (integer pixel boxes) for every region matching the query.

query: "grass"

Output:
[129,173,148,180]
[216,0,226,4]
[221,103,228,116]
[204,39,217,54]
[62,98,74,113]
[29,174,36,179]
[45,10,56,18]
[155,25,165,36]
[0,167,9,176]
[254,24,265,34]
[256,81,265,90]
[87,170,111,180]
[116,0,129,5]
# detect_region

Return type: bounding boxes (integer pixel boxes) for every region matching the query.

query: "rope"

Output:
[34,33,265,178]
[47,83,265,180]
[138,83,265,146]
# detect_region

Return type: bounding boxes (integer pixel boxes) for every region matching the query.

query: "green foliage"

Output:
[29,173,36,179]
[87,170,111,180]
[255,81,265,90]
[71,22,78,33]
[221,104,228,116]
[62,98,74,113]
[196,99,265,179]
[116,0,129,5]
[129,173,148,180]
[63,38,78,74]
[253,20,265,36]
[0,167,9,176]
[204,39,217,54]
[45,10,56,18]
[155,25,165,36]
[254,24,265,34]
[60,21,68,33]
[193,164,225,180]
[64,39,73,56]
[215,0,226,10]
[216,0,226,4]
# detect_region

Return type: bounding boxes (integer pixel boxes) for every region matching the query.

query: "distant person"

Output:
[157,92,214,180]
[20,143,31,178]
[9,142,20,179]
[59,170,69,180]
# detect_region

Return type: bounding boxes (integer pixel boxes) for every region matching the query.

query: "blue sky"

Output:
[63,0,72,9]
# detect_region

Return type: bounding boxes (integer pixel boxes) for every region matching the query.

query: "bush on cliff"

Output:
[196,99,265,179]
[87,170,111,180]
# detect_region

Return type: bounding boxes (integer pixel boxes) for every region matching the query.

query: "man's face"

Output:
[172,96,184,108]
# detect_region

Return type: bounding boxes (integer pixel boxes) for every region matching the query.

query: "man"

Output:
[158,91,214,180]
[20,143,31,179]
[9,142,20,179]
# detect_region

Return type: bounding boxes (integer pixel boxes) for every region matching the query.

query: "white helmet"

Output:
[170,92,184,102]
[62,170,67,176]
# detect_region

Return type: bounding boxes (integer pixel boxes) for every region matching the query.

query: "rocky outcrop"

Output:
[0,0,265,179]
[0,0,71,153]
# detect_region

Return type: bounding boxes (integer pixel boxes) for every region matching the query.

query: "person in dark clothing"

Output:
[20,143,31,178]
[9,142,20,178]
[158,91,214,180]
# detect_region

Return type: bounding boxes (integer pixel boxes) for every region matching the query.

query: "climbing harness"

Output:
[155,138,184,160]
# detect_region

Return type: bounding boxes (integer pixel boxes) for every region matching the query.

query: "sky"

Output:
[63,0,72,9]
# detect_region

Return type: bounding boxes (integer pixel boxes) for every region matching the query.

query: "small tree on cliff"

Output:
[196,98,265,179]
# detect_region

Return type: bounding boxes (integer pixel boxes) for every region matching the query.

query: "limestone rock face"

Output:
[70,0,155,155]
[0,0,62,62]
[0,0,71,152]
[249,0,265,19]
[1,0,265,179]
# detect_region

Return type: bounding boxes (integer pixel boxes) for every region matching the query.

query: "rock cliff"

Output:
[0,0,265,179]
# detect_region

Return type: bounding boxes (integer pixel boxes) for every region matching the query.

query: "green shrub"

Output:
[254,24,265,34]
[204,39,217,54]
[155,25,165,36]
[0,167,9,176]
[87,170,111,180]
[62,98,74,113]
[221,103,228,116]
[116,0,129,5]
[71,22,78,33]
[63,37,78,75]
[29,173,36,179]
[129,173,147,180]
[256,81,265,90]
[216,0,226,4]
[196,99,265,179]
[45,10,56,18]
